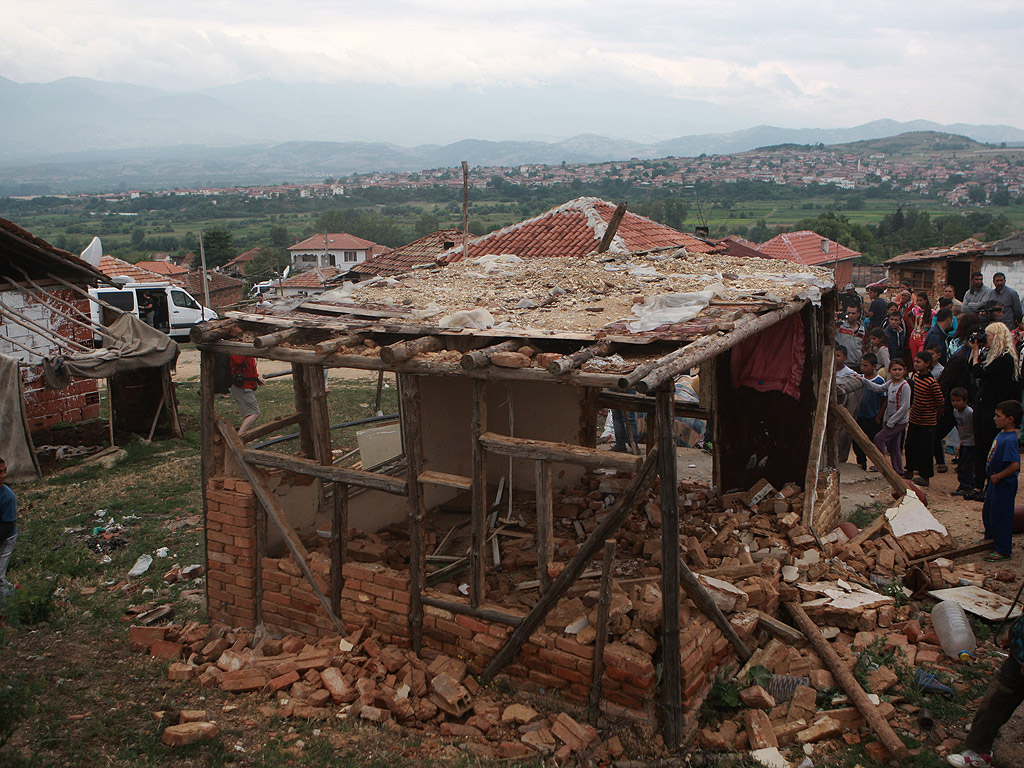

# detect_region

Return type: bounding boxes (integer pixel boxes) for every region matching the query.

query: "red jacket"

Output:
[229,355,259,390]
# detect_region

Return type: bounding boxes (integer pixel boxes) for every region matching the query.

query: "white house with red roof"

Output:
[757,230,860,287]
[287,233,387,272]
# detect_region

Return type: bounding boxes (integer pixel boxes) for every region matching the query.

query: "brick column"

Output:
[205,478,258,627]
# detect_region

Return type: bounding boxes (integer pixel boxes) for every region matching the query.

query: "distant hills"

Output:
[1,75,1023,192]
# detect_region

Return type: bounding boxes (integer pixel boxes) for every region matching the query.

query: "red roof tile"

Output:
[757,230,860,267]
[356,229,472,277]
[288,233,380,252]
[278,266,348,289]
[224,247,261,270]
[440,197,719,264]
[98,255,179,284]
[884,237,990,265]
[136,260,189,276]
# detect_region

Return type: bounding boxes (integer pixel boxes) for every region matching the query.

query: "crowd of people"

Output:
[835,274,1023,564]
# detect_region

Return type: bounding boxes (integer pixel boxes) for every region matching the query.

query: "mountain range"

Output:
[2,76,1023,192]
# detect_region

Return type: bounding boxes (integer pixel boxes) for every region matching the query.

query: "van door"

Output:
[168,288,204,337]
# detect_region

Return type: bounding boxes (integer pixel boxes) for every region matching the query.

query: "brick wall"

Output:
[0,287,101,430]
[206,478,259,627]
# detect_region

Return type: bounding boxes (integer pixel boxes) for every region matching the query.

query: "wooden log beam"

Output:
[536,459,554,593]
[480,448,659,682]
[253,327,304,349]
[0,296,89,351]
[633,300,809,394]
[803,345,836,529]
[421,596,522,627]
[241,412,304,444]
[470,379,487,607]
[399,374,426,654]
[784,601,908,758]
[291,363,316,458]
[844,511,889,550]
[2,274,118,344]
[242,448,408,494]
[657,385,683,746]
[215,416,346,635]
[461,339,522,370]
[331,483,348,617]
[548,341,612,376]
[479,431,642,472]
[588,539,616,725]
[315,333,365,357]
[594,390,709,419]
[381,336,444,364]
[753,609,804,645]
[418,470,472,491]
[907,539,994,567]
[829,401,911,498]
[679,557,752,663]
[190,317,237,345]
[597,202,628,253]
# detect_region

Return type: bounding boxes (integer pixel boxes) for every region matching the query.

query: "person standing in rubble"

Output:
[0,457,17,601]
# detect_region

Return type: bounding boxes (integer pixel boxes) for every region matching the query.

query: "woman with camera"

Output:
[966,322,1022,500]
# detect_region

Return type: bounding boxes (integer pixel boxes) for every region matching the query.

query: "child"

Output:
[866,328,890,377]
[926,344,945,381]
[861,358,911,476]
[903,351,945,486]
[834,345,857,378]
[852,353,885,470]
[883,313,907,364]
[950,387,975,496]
[982,399,1022,562]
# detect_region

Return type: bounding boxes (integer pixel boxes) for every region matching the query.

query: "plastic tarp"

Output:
[0,354,39,482]
[624,282,724,332]
[41,312,179,389]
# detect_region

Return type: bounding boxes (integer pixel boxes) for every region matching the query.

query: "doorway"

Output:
[947,260,972,300]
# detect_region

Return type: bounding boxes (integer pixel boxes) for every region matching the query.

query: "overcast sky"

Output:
[3,0,1022,133]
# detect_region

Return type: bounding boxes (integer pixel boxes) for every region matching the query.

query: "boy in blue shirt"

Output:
[0,457,17,600]
[852,353,885,470]
[982,400,1022,562]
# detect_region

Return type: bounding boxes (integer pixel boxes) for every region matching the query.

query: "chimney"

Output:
[695,226,710,238]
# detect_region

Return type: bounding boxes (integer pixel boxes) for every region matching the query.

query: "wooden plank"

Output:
[479,431,642,472]
[418,470,473,491]
[421,596,522,627]
[679,557,752,662]
[907,539,993,567]
[588,539,616,725]
[829,402,910,497]
[480,448,659,682]
[242,448,408,494]
[803,345,835,529]
[399,374,426,654]
[330,483,348,617]
[215,417,346,635]
[785,601,908,758]
[843,511,889,550]
[470,379,487,607]
[657,385,682,746]
[536,460,553,593]
[753,609,804,645]
[241,412,304,444]
[594,390,709,419]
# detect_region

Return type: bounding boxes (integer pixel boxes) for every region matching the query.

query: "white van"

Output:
[89,278,218,341]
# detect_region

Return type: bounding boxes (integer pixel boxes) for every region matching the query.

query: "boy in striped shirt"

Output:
[903,350,945,486]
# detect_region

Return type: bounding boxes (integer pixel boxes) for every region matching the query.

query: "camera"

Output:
[969,328,988,346]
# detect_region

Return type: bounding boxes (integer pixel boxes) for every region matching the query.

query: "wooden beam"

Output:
[331,483,348,617]
[548,341,612,376]
[199,350,217,619]
[785,601,908,759]
[291,363,316,458]
[753,609,804,645]
[588,539,616,725]
[597,203,628,253]
[242,448,408,494]
[418,470,472,491]
[907,539,994,567]
[470,379,487,607]
[479,431,642,472]
[381,336,444,364]
[190,317,237,345]
[421,596,522,627]
[215,416,346,635]
[594,390,709,419]
[399,374,426,653]
[253,327,303,349]
[461,339,522,370]
[536,460,554,593]
[480,448,659,682]
[657,385,682,746]
[829,402,910,498]
[803,345,835,529]
[679,557,752,663]
[315,333,364,357]
[241,412,304,444]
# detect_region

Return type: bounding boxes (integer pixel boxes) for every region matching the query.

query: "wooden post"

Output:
[702,357,721,492]
[829,402,911,498]
[588,539,616,725]
[461,160,470,261]
[399,374,426,653]
[803,345,835,528]
[304,363,333,516]
[331,482,348,618]
[291,362,315,458]
[470,379,487,607]
[785,601,908,758]
[656,384,682,746]
[481,448,659,682]
[536,459,553,593]
[597,203,627,253]
[199,350,216,617]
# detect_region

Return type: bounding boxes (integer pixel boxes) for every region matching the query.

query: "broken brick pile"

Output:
[132,622,631,761]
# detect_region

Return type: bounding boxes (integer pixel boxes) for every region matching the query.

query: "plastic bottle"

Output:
[931,600,976,660]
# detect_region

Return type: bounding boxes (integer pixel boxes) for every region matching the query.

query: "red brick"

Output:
[150,639,184,660]
[129,625,170,651]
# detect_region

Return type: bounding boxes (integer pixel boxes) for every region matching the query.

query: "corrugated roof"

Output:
[356,229,471,277]
[758,230,860,267]
[287,233,380,252]
[440,197,719,264]
[884,237,989,265]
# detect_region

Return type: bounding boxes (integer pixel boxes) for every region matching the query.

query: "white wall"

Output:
[982,258,1024,291]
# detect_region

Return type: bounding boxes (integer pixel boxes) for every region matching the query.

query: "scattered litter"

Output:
[129,554,153,577]
[156,547,169,558]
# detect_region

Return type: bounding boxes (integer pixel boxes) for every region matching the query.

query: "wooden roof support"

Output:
[315,333,365,357]
[587,539,615,725]
[381,336,444,364]
[479,431,642,472]
[421,596,522,627]
[399,373,426,654]
[829,402,910,498]
[0,296,89,352]
[215,416,346,635]
[480,448,659,682]
[241,412,304,444]
[594,390,708,420]
[1,276,118,345]
[656,384,682,746]
[470,379,487,607]
[199,351,217,615]
[461,339,522,370]
[242,448,408,494]
[803,345,835,530]
[597,202,627,253]
[190,318,239,345]
[253,327,304,349]
[11,267,118,342]
[291,362,316,458]
[547,340,612,376]
[331,483,348,618]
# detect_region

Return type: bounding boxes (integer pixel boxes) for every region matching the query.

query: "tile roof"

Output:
[885,237,990,265]
[757,230,860,267]
[278,266,348,289]
[440,197,720,264]
[0,216,107,283]
[224,247,261,270]
[98,255,180,284]
[355,229,472,277]
[136,260,189,276]
[179,269,245,296]
[287,233,380,252]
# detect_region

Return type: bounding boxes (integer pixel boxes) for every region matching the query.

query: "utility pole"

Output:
[198,231,211,309]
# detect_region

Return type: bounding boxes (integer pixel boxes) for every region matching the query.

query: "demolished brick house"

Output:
[193,237,865,746]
